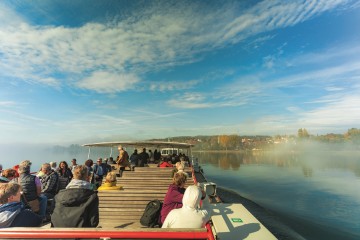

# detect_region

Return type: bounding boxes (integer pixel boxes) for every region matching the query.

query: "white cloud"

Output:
[0,101,16,107]
[167,92,213,109]
[77,71,140,93]
[0,0,351,93]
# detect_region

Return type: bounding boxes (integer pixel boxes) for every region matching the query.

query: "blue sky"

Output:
[0,0,360,145]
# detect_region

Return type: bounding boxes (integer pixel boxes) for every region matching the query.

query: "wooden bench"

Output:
[98,167,194,228]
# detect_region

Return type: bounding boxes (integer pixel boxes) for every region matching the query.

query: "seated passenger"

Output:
[18,160,47,220]
[171,162,187,178]
[40,163,59,199]
[162,185,210,228]
[51,165,99,227]
[97,172,122,191]
[1,169,18,182]
[129,149,139,171]
[159,160,173,168]
[0,182,42,227]
[159,172,187,224]
[57,161,73,191]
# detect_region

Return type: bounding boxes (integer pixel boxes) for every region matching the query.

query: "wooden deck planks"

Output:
[98,167,186,228]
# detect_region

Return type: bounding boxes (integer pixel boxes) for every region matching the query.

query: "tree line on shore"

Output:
[52,128,360,154]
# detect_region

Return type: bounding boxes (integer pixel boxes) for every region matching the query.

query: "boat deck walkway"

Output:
[98,166,193,228]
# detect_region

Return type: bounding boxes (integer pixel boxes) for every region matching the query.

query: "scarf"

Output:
[0,202,24,228]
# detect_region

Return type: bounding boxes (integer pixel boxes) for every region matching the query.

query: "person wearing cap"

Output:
[18,160,47,220]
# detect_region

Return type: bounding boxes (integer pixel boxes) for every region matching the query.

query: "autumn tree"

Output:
[298,128,310,138]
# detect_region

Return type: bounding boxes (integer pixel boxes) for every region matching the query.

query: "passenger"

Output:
[93,158,108,187]
[18,160,47,219]
[70,158,78,172]
[97,172,122,191]
[40,163,59,199]
[1,169,18,182]
[162,185,210,228]
[57,161,73,191]
[154,149,161,163]
[51,165,99,227]
[103,158,112,173]
[138,148,149,167]
[12,165,20,178]
[0,175,9,183]
[129,149,139,171]
[84,159,95,189]
[49,162,57,171]
[171,162,187,178]
[0,182,42,228]
[148,149,154,163]
[159,172,187,224]
[0,164,3,176]
[117,146,129,177]
[159,160,173,168]
[108,157,116,164]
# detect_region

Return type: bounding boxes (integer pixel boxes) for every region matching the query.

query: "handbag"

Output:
[27,198,40,213]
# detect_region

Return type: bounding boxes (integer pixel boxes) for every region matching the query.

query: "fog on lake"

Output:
[193,150,360,240]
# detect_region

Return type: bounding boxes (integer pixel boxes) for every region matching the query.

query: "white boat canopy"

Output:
[82,141,194,149]
[82,141,194,158]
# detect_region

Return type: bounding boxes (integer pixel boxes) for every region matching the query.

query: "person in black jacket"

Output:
[51,165,99,227]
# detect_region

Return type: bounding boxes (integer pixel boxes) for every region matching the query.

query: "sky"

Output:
[1,0,360,145]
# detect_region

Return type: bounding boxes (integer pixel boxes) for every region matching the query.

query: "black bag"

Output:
[140,199,162,227]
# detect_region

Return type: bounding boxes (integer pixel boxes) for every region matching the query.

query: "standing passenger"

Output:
[117,146,129,177]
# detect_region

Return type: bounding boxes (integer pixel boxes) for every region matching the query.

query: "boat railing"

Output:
[0,225,215,239]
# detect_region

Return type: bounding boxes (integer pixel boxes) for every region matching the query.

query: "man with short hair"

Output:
[18,160,47,219]
[40,163,59,199]
[70,158,78,172]
[93,158,108,187]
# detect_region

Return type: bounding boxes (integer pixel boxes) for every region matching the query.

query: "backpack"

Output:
[140,199,162,227]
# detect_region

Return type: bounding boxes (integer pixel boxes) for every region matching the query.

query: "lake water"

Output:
[1,144,360,239]
[193,150,360,240]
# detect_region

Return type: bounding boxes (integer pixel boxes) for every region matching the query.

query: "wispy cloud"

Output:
[0,101,17,107]
[0,0,351,94]
[77,71,140,93]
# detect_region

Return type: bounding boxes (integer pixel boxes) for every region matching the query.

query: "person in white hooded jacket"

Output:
[162,185,210,228]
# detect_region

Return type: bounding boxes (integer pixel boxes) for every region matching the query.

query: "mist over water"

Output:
[193,145,360,240]
[0,143,112,171]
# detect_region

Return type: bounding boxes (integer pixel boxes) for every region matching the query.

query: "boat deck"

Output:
[98,166,193,228]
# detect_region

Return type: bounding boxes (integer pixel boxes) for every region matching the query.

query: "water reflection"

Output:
[193,150,360,178]
[194,150,360,240]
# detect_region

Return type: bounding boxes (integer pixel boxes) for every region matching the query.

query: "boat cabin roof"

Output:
[82,141,194,149]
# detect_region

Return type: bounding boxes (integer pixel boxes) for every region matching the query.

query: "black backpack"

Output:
[140,199,162,227]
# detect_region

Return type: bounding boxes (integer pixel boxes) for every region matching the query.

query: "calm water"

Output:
[2,145,360,239]
[193,150,360,240]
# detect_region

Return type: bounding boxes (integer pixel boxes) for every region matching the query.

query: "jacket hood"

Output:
[56,188,96,207]
[182,185,201,209]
